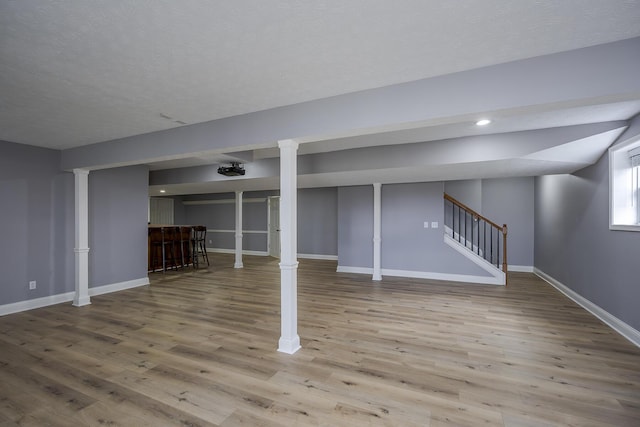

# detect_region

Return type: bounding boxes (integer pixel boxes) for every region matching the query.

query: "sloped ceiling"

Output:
[2,2,640,194]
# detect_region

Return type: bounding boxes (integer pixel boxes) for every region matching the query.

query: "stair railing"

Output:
[443,193,508,284]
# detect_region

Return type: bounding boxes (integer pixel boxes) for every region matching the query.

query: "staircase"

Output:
[443,193,508,285]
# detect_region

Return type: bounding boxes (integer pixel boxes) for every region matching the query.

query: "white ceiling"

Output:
[2,2,640,195]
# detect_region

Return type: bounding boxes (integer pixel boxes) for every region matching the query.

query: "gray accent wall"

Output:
[182,191,272,252]
[535,116,640,331]
[444,180,482,212]
[0,140,74,304]
[380,182,488,275]
[180,188,338,255]
[337,182,489,276]
[482,177,535,267]
[338,186,374,267]
[89,166,149,287]
[445,177,535,267]
[298,187,337,256]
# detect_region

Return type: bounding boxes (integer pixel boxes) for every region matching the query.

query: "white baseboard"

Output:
[0,291,75,316]
[0,277,150,317]
[336,265,502,285]
[298,253,338,261]
[89,277,149,297]
[509,265,534,272]
[206,248,269,256]
[383,268,503,285]
[336,265,374,275]
[534,268,640,348]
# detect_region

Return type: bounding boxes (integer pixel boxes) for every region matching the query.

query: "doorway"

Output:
[267,196,280,258]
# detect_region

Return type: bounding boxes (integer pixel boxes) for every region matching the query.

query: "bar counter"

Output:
[148,224,205,272]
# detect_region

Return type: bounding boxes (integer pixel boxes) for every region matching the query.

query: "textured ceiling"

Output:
[2,1,640,149]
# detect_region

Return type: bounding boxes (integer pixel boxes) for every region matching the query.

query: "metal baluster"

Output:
[490,226,493,265]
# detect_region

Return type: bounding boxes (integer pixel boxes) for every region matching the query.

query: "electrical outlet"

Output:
[431,221,439,229]
[29,280,36,290]
[208,239,212,244]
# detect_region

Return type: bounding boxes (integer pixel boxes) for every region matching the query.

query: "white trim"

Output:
[0,292,75,316]
[609,224,640,232]
[206,247,269,256]
[535,268,640,348]
[89,277,149,297]
[182,198,266,206]
[383,268,502,285]
[73,168,91,307]
[235,190,244,269]
[207,229,268,234]
[444,225,484,256]
[0,277,149,317]
[336,265,374,275]
[372,183,382,281]
[508,265,534,272]
[336,265,502,285]
[444,233,505,285]
[609,132,640,230]
[298,253,338,261]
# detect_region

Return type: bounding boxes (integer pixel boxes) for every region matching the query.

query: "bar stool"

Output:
[192,225,210,268]
[177,226,193,268]
[149,228,164,272]
[163,226,180,271]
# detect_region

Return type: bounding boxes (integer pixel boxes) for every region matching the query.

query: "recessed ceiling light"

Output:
[159,189,166,193]
[476,119,491,126]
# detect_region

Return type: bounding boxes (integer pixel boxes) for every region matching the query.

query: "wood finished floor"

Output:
[1,254,639,426]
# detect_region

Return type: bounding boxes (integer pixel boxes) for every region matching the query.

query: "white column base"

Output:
[278,260,300,354]
[72,296,91,307]
[277,335,301,354]
[234,233,244,269]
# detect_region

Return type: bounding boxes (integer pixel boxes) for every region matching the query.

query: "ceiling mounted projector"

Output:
[217,162,245,177]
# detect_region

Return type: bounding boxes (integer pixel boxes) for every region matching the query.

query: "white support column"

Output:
[73,169,91,307]
[277,139,301,354]
[234,190,244,268]
[373,182,382,281]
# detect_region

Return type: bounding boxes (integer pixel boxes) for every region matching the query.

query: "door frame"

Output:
[267,196,280,258]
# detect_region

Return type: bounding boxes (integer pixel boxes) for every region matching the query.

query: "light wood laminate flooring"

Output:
[1,254,639,426]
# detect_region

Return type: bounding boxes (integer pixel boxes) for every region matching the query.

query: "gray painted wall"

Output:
[337,186,374,267]
[380,182,488,275]
[0,141,74,304]
[482,177,535,267]
[89,166,149,287]
[180,188,338,256]
[182,191,271,252]
[444,180,482,212]
[337,182,488,276]
[298,187,337,256]
[535,115,640,331]
[444,177,535,267]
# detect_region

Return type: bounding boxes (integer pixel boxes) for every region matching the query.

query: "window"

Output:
[609,135,640,231]
[632,147,640,224]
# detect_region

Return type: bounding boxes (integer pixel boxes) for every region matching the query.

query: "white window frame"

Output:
[609,134,640,231]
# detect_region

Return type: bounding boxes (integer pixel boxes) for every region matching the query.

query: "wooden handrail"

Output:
[444,193,508,285]
[444,193,502,230]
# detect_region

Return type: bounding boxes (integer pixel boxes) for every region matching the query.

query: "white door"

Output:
[268,196,280,258]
